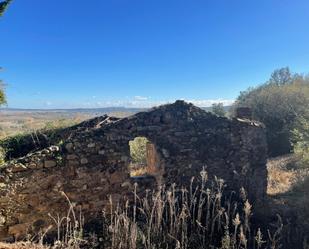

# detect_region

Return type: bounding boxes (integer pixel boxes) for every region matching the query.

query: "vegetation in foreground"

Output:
[0,170,289,249]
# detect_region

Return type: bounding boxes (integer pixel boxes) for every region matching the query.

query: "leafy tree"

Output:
[232,67,309,156]
[0,0,12,16]
[292,116,309,167]
[0,0,12,105]
[269,67,294,85]
[0,146,5,165]
[129,137,149,165]
[211,103,226,117]
[0,79,6,106]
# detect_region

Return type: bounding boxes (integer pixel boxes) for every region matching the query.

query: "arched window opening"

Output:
[129,137,160,177]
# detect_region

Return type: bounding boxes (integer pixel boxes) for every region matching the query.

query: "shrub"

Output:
[129,137,149,165]
[0,146,5,165]
[292,116,309,167]
[212,103,226,117]
[0,119,80,162]
[232,67,309,157]
[0,81,6,106]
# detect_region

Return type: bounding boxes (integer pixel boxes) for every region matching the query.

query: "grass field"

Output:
[0,109,136,139]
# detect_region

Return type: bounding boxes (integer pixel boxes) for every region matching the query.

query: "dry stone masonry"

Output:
[0,101,267,241]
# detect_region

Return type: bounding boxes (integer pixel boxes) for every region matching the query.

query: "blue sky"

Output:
[1,0,309,108]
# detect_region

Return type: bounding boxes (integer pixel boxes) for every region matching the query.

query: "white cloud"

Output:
[35,98,234,109]
[81,98,234,108]
[134,96,148,101]
[186,99,235,107]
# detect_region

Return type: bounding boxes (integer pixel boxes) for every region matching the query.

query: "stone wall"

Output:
[0,101,267,241]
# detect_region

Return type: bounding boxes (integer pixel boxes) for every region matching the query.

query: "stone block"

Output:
[49,146,60,152]
[87,143,96,148]
[98,150,105,155]
[110,171,125,184]
[44,160,57,168]
[65,143,74,151]
[67,154,78,160]
[8,223,30,239]
[0,213,6,226]
[11,163,28,173]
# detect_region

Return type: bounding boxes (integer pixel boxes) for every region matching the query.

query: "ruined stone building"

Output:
[0,101,267,240]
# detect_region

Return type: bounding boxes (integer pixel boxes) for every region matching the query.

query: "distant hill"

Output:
[0,107,146,114]
[0,105,231,114]
[0,105,231,139]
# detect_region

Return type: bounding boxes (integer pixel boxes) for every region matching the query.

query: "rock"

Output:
[27,163,38,169]
[153,115,161,124]
[0,175,6,183]
[8,223,30,239]
[0,213,5,226]
[121,181,132,188]
[81,158,88,164]
[110,171,125,184]
[67,154,78,160]
[65,143,74,151]
[67,160,80,166]
[49,146,60,152]
[44,160,57,168]
[162,149,169,158]
[87,143,96,148]
[41,149,50,155]
[98,150,105,155]
[121,156,129,162]
[11,163,28,173]
[174,131,185,137]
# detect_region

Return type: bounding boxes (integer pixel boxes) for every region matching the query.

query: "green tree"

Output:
[232,67,309,156]
[292,116,309,167]
[129,137,149,165]
[0,0,12,16]
[269,67,294,85]
[0,79,6,106]
[211,103,226,117]
[0,0,12,105]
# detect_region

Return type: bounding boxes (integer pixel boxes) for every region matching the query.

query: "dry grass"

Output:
[267,168,295,195]
[0,242,49,249]
[129,166,148,177]
[0,110,134,140]
[4,160,309,248]
[267,154,309,248]
[129,163,161,177]
[0,169,285,249]
[267,154,309,195]
[0,112,88,139]
[47,169,283,248]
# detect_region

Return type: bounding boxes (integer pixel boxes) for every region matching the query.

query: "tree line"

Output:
[231,67,309,164]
